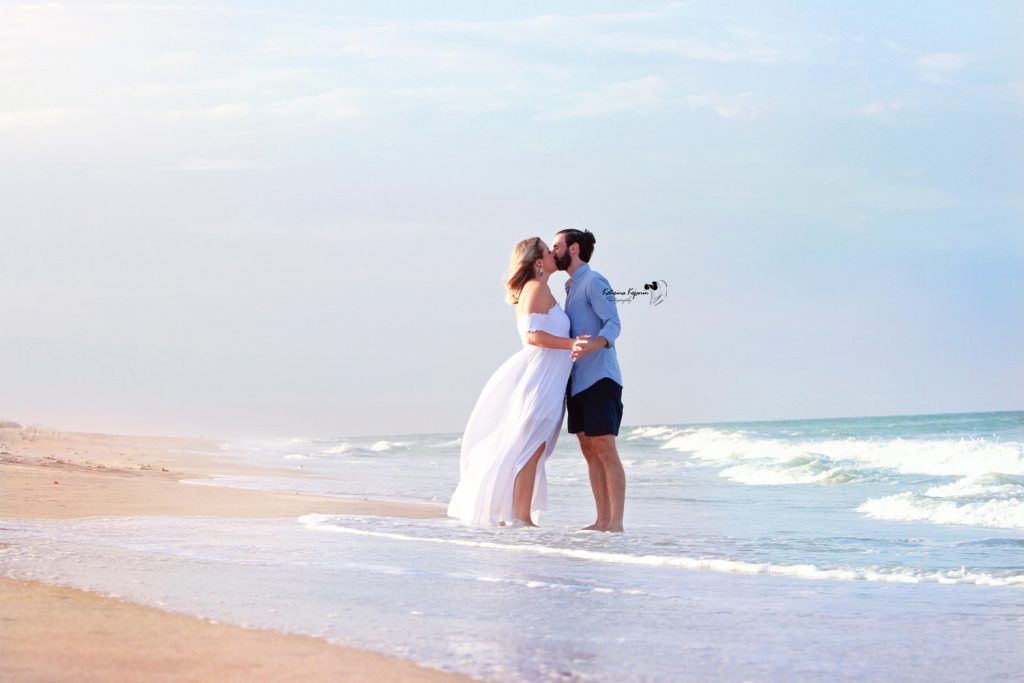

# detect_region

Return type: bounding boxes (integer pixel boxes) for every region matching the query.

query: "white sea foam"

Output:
[284,453,310,460]
[320,443,355,454]
[262,437,315,446]
[181,475,316,494]
[720,455,862,485]
[298,515,1024,587]
[369,440,408,452]
[858,493,1024,530]
[655,428,1024,480]
[924,474,1024,500]
[627,426,682,440]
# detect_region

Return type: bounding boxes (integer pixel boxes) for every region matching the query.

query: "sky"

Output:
[1,1,1021,438]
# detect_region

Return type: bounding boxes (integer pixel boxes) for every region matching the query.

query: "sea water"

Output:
[2,411,1023,680]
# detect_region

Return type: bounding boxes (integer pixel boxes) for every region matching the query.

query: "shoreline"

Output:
[0,425,471,682]
[0,425,444,519]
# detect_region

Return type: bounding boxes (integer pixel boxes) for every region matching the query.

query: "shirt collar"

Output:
[565,263,590,297]
[572,263,591,279]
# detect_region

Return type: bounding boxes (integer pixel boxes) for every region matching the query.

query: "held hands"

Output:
[570,335,594,361]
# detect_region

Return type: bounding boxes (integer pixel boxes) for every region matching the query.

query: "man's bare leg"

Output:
[590,434,625,532]
[512,442,546,526]
[577,434,611,530]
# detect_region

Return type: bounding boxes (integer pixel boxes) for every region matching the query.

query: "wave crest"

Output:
[649,427,1023,480]
[858,493,1024,530]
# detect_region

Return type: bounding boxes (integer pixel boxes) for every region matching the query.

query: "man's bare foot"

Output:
[502,519,538,528]
[582,521,609,531]
[605,523,624,533]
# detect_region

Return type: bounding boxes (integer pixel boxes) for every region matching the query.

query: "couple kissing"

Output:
[448,228,626,532]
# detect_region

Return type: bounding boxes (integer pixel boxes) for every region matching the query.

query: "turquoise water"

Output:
[3,411,1024,680]
[198,410,1024,583]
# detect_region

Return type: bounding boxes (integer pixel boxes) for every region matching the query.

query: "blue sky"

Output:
[1,1,1021,437]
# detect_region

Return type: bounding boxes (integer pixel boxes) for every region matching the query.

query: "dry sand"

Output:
[0,425,471,682]
[0,426,442,519]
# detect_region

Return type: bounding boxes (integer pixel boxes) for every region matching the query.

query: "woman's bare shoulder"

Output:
[519,281,555,315]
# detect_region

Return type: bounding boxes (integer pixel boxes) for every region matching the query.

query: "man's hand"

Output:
[571,335,605,361]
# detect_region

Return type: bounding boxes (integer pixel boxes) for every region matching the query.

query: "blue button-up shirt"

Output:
[564,263,623,396]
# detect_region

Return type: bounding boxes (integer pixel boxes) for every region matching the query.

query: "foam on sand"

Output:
[299,514,1024,587]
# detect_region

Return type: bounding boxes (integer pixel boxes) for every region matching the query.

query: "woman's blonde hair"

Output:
[505,237,544,304]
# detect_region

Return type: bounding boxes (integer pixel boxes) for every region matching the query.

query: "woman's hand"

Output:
[570,335,592,360]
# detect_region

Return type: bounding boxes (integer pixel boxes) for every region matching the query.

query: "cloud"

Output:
[160,102,253,121]
[600,28,797,65]
[686,92,758,120]
[544,77,668,120]
[314,13,798,68]
[132,67,318,98]
[165,158,273,172]
[916,52,976,83]
[858,99,907,116]
[0,107,92,129]
[267,88,362,119]
[1006,81,1024,105]
[386,82,523,117]
[150,50,201,69]
[0,5,801,129]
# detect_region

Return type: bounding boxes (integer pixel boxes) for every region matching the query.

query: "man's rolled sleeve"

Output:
[587,275,621,348]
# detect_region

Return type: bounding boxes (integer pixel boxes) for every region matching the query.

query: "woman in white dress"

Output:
[448,237,588,527]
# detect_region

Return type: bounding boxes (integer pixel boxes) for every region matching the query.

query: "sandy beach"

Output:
[4,418,1023,681]
[0,425,470,682]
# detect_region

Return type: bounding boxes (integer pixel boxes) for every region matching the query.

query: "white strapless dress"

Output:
[447,303,573,525]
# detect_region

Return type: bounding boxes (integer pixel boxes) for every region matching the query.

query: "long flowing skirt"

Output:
[447,345,572,525]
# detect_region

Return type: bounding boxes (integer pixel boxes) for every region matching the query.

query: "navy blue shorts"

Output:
[567,378,623,437]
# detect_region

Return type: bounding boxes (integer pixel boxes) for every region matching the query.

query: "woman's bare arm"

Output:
[519,281,589,350]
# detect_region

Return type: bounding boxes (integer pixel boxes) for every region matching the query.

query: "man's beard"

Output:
[554,252,572,271]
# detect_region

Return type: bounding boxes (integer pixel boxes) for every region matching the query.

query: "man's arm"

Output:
[572,274,621,359]
[587,275,621,348]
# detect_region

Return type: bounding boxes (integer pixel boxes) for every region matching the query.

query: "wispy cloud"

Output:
[544,77,668,120]
[600,28,797,65]
[149,50,202,69]
[686,92,758,120]
[165,158,273,172]
[858,99,908,116]
[0,4,804,129]
[917,52,976,83]
[160,102,253,121]
[314,13,799,68]
[1006,81,1024,106]
[267,88,362,119]
[132,67,318,98]
[0,107,92,129]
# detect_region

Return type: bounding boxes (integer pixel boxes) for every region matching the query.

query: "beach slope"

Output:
[0,425,468,682]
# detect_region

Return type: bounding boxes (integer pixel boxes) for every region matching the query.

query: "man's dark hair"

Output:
[556,228,596,262]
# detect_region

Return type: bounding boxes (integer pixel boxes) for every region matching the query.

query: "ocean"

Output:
[3,411,1023,680]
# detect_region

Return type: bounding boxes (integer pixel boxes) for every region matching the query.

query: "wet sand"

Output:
[0,425,470,682]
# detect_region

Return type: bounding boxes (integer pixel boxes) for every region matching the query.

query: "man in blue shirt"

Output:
[552,229,626,532]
